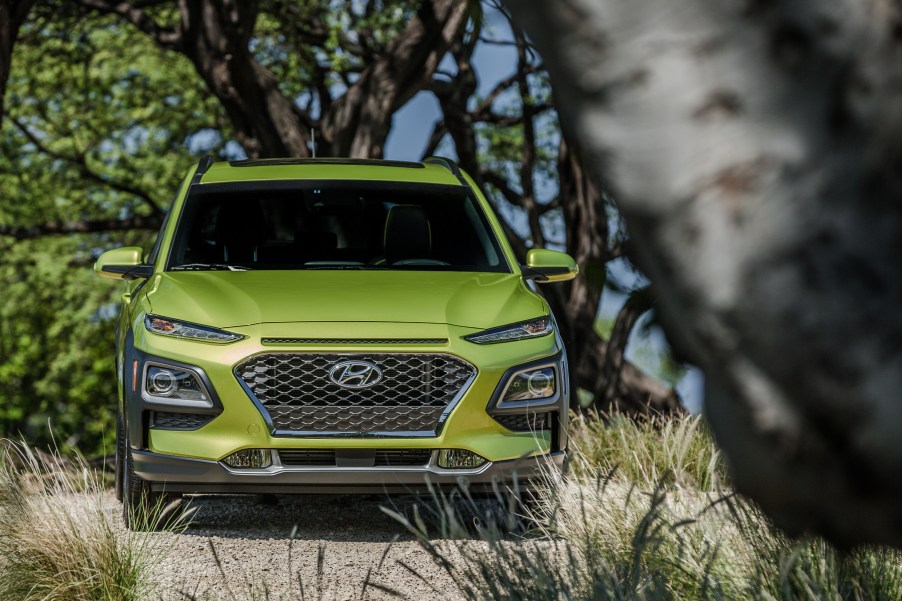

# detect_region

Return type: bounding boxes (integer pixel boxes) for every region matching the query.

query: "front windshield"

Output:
[166,181,509,273]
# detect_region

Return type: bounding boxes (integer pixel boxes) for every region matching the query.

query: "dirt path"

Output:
[139,493,471,601]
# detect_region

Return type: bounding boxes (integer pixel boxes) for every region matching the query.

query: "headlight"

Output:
[143,363,213,408]
[502,366,556,402]
[144,314,244,343]
[464,316,553,344]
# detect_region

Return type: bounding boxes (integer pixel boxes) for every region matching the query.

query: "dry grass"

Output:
[0,440,168,601]
[4,413,902,600]
[387,412,902,600]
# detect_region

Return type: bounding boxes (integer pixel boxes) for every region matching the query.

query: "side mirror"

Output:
[94,247,154,280]
[522,249,579,283]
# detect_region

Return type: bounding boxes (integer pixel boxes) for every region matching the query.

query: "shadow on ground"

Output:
[175,492,518,542]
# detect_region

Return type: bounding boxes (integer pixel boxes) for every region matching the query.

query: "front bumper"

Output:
[135,448,565,495]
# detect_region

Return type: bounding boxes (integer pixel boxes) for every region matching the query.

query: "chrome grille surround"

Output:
[235,353,477,437]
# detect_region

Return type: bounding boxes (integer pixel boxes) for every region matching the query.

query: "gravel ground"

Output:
[137,493,480,601]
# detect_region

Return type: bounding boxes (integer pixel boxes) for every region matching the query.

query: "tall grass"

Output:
[387,412,902,600]
[0,440,167,601]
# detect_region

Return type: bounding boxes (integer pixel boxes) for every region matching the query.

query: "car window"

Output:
[166,182,510,273]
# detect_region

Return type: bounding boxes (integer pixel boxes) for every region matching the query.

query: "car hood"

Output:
[144,270,546,330]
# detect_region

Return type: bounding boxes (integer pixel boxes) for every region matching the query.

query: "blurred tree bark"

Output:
[503,0,902,547]
[0,0,35,122]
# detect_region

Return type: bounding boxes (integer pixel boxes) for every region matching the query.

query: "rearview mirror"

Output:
[94,247,153,280]
[522,249,579,283]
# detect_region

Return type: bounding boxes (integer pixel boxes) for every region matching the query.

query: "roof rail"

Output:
[424,156,462,176]
[191,155,213,186]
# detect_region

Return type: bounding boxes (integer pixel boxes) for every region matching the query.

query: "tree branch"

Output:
[12,118,164,216]
[600,285,654,402]
[73,0,181,49]
[0,215,162,240]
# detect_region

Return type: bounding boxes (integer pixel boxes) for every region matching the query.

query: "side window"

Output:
[145,180,185,265]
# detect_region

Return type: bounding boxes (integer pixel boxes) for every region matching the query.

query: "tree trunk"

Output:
[321,0,469,158]
[551,139,681,415]
[0,0,36,123]
[176,0,312,158]
[504,0,902,548]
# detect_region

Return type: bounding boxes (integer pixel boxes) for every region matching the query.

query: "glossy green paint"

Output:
[137,319,557,462]
[104,159,573,467]
[95,246,144,280]
[145,271,547,329]
[526,248,579,282]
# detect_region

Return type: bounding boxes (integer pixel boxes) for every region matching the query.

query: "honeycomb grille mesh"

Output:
[236,353,475,435]
[494,412,551,432]
[150,412,214,430]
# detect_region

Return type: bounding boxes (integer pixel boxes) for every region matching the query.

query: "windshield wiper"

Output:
[171,263,252,271]
[302,265,385,270]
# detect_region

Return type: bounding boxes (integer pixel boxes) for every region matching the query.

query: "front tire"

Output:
[114,410,125,502]
[122,439,182,531]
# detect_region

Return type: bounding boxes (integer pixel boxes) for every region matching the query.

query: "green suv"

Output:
[95,156,578,528]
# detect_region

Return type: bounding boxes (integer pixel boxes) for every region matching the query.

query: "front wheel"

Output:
[122,440,182,531]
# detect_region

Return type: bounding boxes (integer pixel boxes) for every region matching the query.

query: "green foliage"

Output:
[255,0,421,109]
[0,10,226,453]
[0,236,138,452]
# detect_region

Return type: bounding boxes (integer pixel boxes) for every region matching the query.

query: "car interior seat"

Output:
[383,205,432,265]
[216,200,267,263]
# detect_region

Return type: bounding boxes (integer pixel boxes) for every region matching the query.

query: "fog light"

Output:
[222,449,272,469]
[436,449,487,469]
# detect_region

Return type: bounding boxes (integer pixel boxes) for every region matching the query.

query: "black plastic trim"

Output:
[424,156,461,176]
[102,264,154,279]
[124,346,224,450]
[229,157,425,169]
[424,156,468,187]
[133,449,565,494]
[193,155,213,184]
[520,265,572,282]
[189,180,465,195]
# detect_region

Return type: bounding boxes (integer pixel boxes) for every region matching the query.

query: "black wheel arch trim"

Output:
[122,328,224,450]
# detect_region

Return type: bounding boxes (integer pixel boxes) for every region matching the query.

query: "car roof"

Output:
[199,157,465,187]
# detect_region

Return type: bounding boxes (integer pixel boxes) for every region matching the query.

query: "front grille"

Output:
[278,449,432,467]
[150,411,215,431]
[262,338,449,345]
[236,353,475,435]
[494,412,551,432]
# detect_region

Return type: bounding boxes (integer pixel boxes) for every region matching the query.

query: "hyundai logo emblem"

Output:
[328,360,383,389]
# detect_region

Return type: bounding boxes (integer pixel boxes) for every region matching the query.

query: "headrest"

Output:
[383,205,431,264]
[216,201,266,262]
